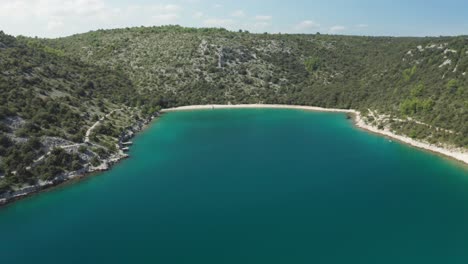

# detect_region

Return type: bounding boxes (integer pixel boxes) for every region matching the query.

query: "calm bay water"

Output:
[1,109,468,264]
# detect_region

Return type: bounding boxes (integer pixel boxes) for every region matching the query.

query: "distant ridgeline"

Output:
[0,26,467,192]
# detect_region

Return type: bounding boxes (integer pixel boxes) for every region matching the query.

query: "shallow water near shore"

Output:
[1,108,468,264]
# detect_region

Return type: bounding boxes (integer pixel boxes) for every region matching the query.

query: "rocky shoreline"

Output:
[0,113,158,207]
[2,104,467,207]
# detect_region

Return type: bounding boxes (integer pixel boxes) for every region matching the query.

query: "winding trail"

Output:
[30,109,122,169]
[30,144,85,170]
[366,109,455,134]
[85,109,122,143]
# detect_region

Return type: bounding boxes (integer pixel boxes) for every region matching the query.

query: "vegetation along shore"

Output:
[1,25,467,205]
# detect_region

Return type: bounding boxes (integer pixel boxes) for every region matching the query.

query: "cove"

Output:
[1,108,468,264]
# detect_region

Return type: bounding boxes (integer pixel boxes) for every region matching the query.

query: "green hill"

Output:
[1,26,467,193]
[44,26,467,144]
[0,30,159,192]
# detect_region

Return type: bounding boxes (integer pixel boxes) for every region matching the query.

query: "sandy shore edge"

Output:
[162,104,468,165]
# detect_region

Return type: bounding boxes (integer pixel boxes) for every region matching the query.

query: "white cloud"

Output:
[0,0,106,18]
[203,18,234,28]
[0,0,183,37]
[255,15,272,21]
[0,1,368,37]
[248,15,273,31]
[152,13,180,24]
[252,22,270,31]
[329,25,346,33]
[231,10,245,18]
[153,4,180,13]
[294,20,320,32]
[46,18,64,31]
[193,11,204,19]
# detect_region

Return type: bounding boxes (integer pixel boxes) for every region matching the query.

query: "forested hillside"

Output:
[1,26,467,194]
[43,26,467,146]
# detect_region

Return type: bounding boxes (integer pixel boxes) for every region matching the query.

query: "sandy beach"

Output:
[163,104,357,113]
[162,104,468,166]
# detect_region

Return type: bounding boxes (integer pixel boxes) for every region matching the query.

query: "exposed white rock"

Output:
[426,43,447,50]
[41,137,75,152]
[417,45,424,52]
[198,39,208,55]
[3,116,25,130]
[439,59,452,68]
[444,49,457,54]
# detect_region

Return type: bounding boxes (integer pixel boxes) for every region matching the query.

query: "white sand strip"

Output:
[162,104,468,165]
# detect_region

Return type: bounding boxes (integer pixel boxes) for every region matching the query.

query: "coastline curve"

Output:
[162,104,468,166]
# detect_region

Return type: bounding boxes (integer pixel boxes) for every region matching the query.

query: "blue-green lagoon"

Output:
[1,108,468,263]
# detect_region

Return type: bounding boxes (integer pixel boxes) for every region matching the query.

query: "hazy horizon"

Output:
[1,0,467,38]
[3,25,468,40]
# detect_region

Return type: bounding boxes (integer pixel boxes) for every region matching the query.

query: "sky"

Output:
[0,0,467,38]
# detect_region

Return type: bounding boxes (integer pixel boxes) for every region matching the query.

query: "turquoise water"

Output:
[1,109,468,264]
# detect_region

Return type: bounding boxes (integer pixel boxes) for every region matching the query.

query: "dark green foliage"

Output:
[0,134,13,149]
[447,79,459,93]
[403,66,417,82]
[90,157,101,167]
[0,178,9,191]
[33,148,82,181]
[410,83,425,97]
[304,57,320,73]
[93,147,109,159]
[78,145,87,153]
[94,123,119,137]
[400,98,435,115]
[2,137,43,174]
